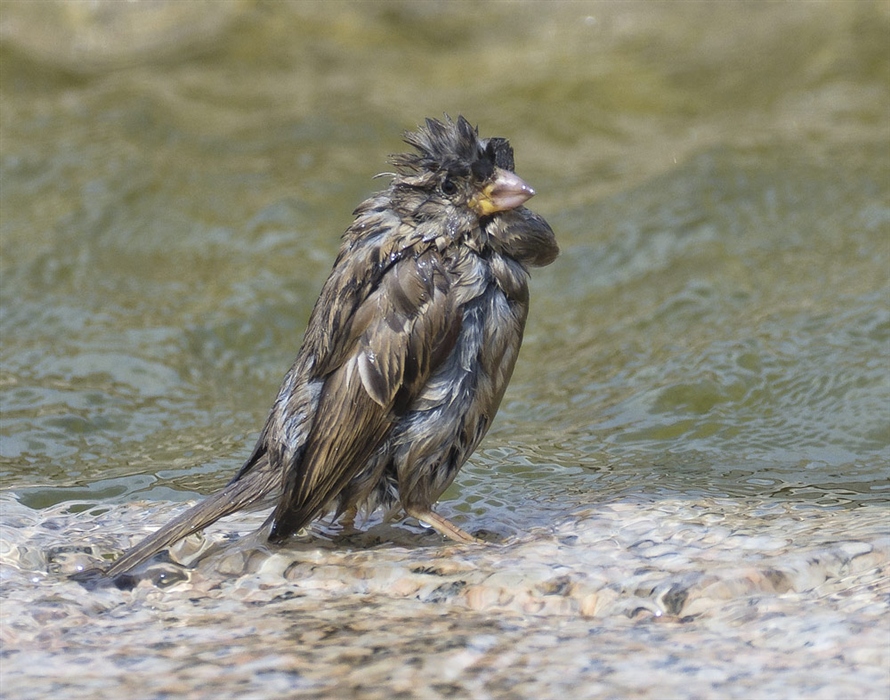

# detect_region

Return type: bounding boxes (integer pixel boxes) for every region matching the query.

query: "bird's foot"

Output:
[336,506,362,536]
[404,507,482,544]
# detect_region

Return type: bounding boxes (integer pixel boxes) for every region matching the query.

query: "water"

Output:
[1,1,888,698]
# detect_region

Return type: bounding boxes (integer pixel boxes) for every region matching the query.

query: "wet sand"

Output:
[2,492,887,698]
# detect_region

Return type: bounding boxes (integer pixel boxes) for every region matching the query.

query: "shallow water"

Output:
[1,1,889,698]
[3,493,889,698]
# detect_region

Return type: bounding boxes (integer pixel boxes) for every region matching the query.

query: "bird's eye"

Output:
[440,178,458,196]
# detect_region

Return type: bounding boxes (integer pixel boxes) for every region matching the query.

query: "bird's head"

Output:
[389,116,536,227]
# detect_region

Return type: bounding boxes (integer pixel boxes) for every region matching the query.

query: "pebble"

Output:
[0,492,887,698]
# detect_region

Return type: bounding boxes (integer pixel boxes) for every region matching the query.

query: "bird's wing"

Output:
[268,245,460,540]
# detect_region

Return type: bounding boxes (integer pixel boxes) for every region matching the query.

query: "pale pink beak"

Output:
[471,167,535,215]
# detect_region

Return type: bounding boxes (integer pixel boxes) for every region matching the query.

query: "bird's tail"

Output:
[75,457,281,584]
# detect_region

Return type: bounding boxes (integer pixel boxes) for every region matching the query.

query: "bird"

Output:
[80,115,558,584]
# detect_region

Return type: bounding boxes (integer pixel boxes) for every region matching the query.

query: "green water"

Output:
[2,1,886,516]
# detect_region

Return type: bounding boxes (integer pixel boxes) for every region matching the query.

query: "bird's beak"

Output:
[471,167,535,216]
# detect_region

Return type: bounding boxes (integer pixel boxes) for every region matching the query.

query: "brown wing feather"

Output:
[268,248,458,540]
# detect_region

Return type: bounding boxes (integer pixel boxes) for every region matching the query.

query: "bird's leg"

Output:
[382,504,402,523]
[338,505,360,534]
[404,506,481,544]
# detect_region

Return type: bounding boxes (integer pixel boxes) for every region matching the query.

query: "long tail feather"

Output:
[75,458,280,584]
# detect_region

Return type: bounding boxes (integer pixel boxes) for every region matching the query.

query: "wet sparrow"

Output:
[85,116,558,582]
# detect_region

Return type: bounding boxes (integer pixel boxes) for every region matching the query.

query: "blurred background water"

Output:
[0,1,888,697]
[2,0,887,516]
